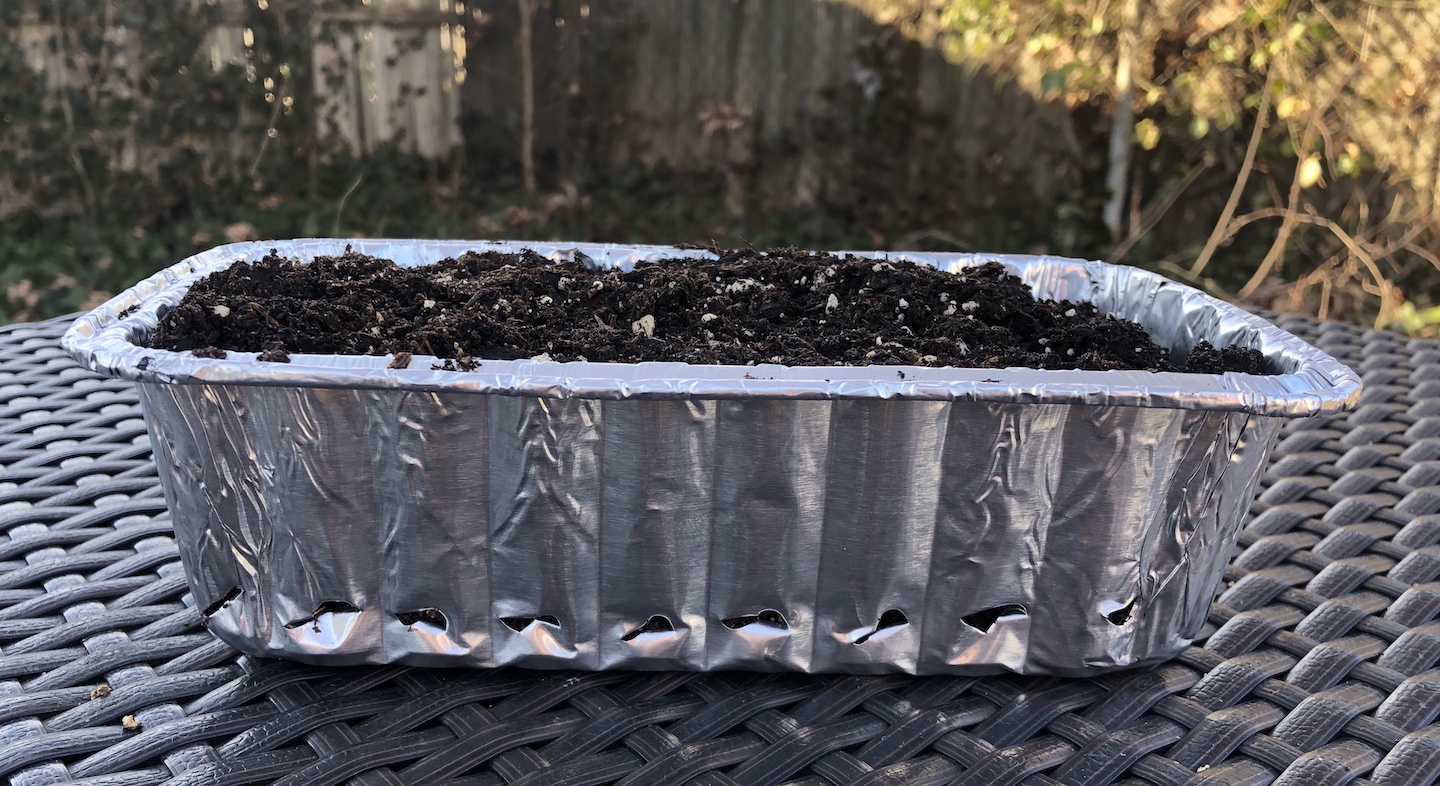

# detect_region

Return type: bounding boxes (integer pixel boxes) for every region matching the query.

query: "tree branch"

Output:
[1239,154,1307,299]
[1112,159,1209,262]
[1102,0,1141,239]
[1188,64,1275,278]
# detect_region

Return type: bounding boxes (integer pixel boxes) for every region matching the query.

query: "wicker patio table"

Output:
[0,313,1437,786]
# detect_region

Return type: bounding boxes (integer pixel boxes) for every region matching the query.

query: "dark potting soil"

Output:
[150,248,1271,374]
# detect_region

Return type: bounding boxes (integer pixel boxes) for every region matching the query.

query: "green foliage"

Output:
[0,1,413,320]
[1,0,1434,333]
[928,0,1438,329]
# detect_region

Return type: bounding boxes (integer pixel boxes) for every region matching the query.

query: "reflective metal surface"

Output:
[63,240,1360,675]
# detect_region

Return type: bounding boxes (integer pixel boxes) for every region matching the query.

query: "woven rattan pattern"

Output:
[1,314,1438,786]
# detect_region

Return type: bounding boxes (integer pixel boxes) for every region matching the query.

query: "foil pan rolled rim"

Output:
[62,239,1361,417]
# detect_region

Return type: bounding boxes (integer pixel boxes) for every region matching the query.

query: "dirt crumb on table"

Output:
[151,247,1271,374]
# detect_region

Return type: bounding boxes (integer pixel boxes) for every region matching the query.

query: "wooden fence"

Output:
[12,0,1436,217]
[10,0,1081,206]
[201,0,465,159]
[460,0,1080,207]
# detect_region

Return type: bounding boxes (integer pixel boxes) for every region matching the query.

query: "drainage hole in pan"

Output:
[501,614,560,632]
[722,609,789,630]
[960,604,1028,633]
[621,615,675,641]
[853,608,909,645]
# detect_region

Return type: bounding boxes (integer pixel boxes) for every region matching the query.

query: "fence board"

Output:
[312,0,463,158]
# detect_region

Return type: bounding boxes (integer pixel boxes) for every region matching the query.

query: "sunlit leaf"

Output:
[1392,301,1440,336]
[1135,118,1160,150]
[1298,155,1323,188]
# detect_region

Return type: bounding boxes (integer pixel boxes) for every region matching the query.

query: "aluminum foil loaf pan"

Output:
[62,240,1361,676]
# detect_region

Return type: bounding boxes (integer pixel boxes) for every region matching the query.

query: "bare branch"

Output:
[1188,64,1275,278]
[1112,160,1210,262]
[1238,159,1305,299]
[1102,0,1141,239]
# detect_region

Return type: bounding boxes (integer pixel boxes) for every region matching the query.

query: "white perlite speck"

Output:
[538,296,553,305]
[826,294,840,312]
[701,313,719,323]
[529,353,553,362]
[211,305,230,317]
[423,299,437,309]
[961,301,979,313]
[898,298,909,309]
[1064,308,1077,317]
[631,314,656,337]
